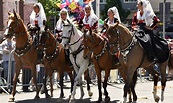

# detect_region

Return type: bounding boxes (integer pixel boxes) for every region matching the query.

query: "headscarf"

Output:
[29,2,47,27]
[55,8,70,31]
[108,6,121,23]
[83,4,99,27]
[137,0,155,26]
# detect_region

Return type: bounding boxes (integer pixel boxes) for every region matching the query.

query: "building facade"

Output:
[0,0,37,34]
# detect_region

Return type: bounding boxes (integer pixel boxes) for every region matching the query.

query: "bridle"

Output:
[108,27,137,57]
[83,33,106,59]
[5,18,26,37]
[61,20,83,48]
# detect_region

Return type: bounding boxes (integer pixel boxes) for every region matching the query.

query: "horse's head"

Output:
[61,20,74,49]
[4,10,24,38]
[36,31,50,51]
[104,22,120,53]
[83,28,93,59]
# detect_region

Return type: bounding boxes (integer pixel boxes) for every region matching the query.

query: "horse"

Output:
[61,20,93,102]
[4,10,41,101]
[36,30,74,98]
[82,28,139,102]
[105,22,169,103]
[168,41,173,78]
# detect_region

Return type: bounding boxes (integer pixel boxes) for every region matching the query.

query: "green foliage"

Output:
[39,0,61,16]
[38,0,61,25]
[101,0,130,22]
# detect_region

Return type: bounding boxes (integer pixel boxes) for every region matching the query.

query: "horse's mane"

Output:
[118,24,132,36]
[70,21,83,37]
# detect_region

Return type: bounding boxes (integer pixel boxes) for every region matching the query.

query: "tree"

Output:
[38,0,61,27]
[101,0,130,22]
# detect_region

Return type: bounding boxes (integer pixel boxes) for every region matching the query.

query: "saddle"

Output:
[135,30,169,63]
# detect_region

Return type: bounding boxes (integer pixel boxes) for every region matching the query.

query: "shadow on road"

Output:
[15,97,120,103]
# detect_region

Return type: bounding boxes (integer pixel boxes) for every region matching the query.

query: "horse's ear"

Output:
[13,9,19,20]
[89,28,92,35]
[8,11,12,15]
[104,21,109,29]
[114,21,119,29]
[83,28,88,37]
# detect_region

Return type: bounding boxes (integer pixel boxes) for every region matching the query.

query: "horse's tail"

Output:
[168,51,172,69]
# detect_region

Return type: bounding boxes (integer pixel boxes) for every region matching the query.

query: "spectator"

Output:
[1,34,15,82]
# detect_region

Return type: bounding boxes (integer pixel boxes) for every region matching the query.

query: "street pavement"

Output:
[0,80,173,103]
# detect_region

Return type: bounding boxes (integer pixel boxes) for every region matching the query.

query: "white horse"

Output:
[61,20,93,103]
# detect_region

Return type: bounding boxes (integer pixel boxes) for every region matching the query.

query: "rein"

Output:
[14,34,32,57]
[114,28,137,59]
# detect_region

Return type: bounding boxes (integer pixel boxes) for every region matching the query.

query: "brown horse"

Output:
[36,30,74,98]
[105,22,168,103]
[83,29,138,103]
[37,29,93,98]
[4,10,41,101]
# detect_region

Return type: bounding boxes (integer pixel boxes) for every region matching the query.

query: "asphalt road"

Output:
[0,80,173,103]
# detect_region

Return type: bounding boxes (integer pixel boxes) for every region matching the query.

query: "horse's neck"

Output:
[118,25,133,49]
[70,29,83,52]
[92,33,105,54]
[15,21,29,48]
[45,33,57,55]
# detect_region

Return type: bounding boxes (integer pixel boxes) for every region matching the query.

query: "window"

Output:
[124,0,137,3]
[100,0,106,4]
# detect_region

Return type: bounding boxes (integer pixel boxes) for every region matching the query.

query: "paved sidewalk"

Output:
[0,80,173,103]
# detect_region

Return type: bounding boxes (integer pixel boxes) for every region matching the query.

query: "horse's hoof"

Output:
[69,98,75,103]
[34,95,40,99]
[80,93,84,100]
[88,92,93,97]
[51,94,53,97]
[46,94,51,98]
[155,96,160,102]
[104,96,110,102]
[8,97,15,102]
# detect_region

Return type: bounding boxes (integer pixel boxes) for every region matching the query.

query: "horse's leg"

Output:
[69,68,79,103]
[49,74,54,97]
[9,63,21,102]
[31,66,40,99]
[95,68,102,102]
[59,71,64,98]
[146,67,160,102]
[43,67,51,98]
[130,70,138,102]
[159,63,167,102]
[123,68,136,103]
[84,69,93,97]
[103,69,111,102]
[67,71,74,93]
[73,64,89,100]
[79,76,84,99]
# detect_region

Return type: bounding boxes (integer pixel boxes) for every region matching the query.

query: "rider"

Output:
[101,6,121,35]
[132,0,169,63]
[81,4,99,32]
[55,8,70,43]
[28,2,47,63]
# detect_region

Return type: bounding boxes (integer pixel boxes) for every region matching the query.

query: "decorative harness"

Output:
[37,32,60,63]
[84,34,119,69]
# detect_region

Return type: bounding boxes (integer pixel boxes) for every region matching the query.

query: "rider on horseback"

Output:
[27,2,47,63]
[101,6,121,36]
[55,8,73,67]
[131,0,169,62]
